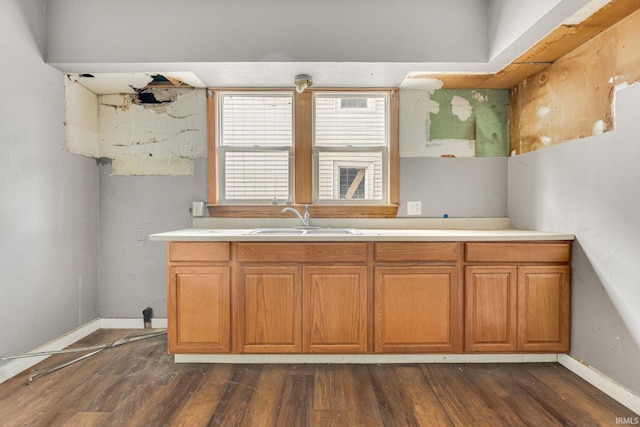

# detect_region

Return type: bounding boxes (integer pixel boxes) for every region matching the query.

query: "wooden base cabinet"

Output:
[235,243,368,354]
[238,267,302,353]
[464,242,571,353]
[168,266,231,354]
[375,266,461,353]
[165,240,571,356]
[303,266,368,353]
[518,266,570,352]
[465,266,518,352]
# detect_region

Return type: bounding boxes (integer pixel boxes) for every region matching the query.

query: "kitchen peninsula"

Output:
[151,219,574,362]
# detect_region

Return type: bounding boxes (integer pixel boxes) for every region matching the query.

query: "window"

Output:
[314,92,387,203]
[207,89,398,217]
[217,92,293,203]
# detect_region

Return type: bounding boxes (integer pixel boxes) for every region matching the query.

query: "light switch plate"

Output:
[192,201,205,217]
[407,201,422,216]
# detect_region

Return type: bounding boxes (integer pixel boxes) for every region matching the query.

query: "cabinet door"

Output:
[303,266,367,353]
[374,266,461,353]
[465,266,517,352]
[239,266,302,353]
[168,266,230,353]
[518,266,570,352]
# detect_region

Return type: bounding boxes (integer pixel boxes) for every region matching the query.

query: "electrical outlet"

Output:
[136,229,146,241]
[407,201,422,216]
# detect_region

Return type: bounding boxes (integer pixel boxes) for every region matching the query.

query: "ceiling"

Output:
[48,0,629,92]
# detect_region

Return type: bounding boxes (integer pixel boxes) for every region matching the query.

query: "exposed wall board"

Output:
[510,7,640,154]
[98,88,206,175]
[65,75,207,175]
[400,89,509,158]
[73,72,205,95]
[64,76,99,157]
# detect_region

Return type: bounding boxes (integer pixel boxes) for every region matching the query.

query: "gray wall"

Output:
[97,156,505,318]
[98,159,208,318]
[44,0,489,65]
[0,0,99,359]
[398,158,507,218]
[508,83,640,394]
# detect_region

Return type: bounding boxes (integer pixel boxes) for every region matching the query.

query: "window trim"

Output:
[207,88,399,218]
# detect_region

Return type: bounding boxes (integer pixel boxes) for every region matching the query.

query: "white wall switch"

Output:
[407,201,422,216]
[192,201,206,217]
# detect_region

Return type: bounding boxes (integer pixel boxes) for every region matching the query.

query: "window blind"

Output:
[221,94,293,147]
[219,93,293,202]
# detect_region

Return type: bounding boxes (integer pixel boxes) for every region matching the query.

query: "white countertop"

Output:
[149,228,574,242]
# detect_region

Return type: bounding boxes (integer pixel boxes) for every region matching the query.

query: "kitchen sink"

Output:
[245,227,362,235]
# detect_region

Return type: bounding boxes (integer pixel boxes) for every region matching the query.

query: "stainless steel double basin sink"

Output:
[245,227,362,235]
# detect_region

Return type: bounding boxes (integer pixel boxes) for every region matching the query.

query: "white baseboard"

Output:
[99,318,167,329]
[0,318,167,385]
[0,319,101,384]
[558,354,640,415]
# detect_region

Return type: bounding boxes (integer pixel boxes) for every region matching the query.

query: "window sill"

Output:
[207,204,399,218]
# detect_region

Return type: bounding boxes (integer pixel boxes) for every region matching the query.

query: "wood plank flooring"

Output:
[0,329,636,426]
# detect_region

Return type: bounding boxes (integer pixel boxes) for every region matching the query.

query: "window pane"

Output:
[221,94,292,147]
[317,151,383,201]
[315,94,387,147]
[224,151,289,200]
[339,168,366,199]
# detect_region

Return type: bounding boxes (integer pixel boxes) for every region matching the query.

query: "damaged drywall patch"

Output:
[65,72,207,175]
[430,89,509,157]
[451,96,473,121]
[400,88,509,158]
[131,88,179,110]
[99,88,206,175]
[537,106,551,117]
[510,9,640,155]
[540,136,552,145]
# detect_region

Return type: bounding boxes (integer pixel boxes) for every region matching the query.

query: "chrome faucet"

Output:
[282,205,310,227]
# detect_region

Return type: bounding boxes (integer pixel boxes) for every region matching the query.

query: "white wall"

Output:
[508,83,640,394]
[0,0,99,359]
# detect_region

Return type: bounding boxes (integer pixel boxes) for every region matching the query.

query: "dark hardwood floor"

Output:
[0,329,636,426]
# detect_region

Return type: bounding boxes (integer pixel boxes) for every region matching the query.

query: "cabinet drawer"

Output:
[465,242,571,263]
[237,243,367,263]
[375,242,458,263]
[169,242,230,262]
